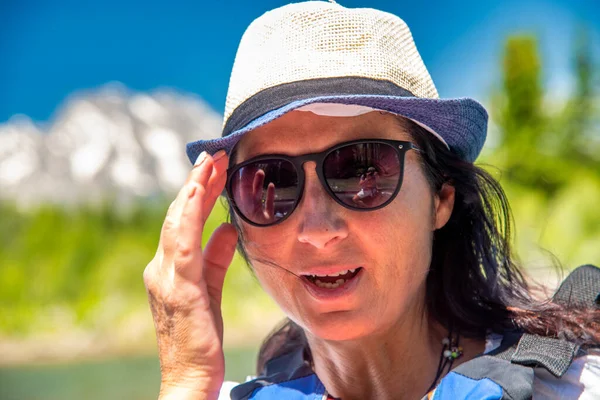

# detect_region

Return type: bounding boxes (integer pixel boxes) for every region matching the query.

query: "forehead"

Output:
[234,110,413,162]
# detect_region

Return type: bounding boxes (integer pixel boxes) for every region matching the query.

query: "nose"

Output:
[296,162,349,249]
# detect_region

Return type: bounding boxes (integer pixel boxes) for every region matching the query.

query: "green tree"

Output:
[487,28,600,268]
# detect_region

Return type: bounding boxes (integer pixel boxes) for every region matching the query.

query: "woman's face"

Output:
[233,110,455,341]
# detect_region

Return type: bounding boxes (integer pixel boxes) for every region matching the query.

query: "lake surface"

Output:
[0,348,257,400]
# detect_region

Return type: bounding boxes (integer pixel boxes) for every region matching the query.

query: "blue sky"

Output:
[1,0,598,123]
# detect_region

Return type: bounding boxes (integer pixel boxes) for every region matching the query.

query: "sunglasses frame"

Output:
[226,138,422,227]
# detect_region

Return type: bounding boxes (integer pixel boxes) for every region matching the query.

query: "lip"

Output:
[301,267,363,301]
[299,265,362,277]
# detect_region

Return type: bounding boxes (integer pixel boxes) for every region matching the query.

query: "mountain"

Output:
[0,83,222,208]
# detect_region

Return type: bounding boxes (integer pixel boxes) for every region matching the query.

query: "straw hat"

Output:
[186,0,488,163]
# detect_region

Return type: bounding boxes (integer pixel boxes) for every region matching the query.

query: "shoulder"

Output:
[533,349,600,400]
[222,346,319,400]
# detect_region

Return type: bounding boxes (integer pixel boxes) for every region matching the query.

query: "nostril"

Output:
[297,216,348,249]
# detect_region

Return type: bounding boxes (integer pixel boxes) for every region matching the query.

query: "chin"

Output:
[299,310,378,342]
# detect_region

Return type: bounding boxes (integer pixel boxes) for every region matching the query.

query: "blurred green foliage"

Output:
[0,201,162,334]
[485,29,600,268]
[0,199,278,339]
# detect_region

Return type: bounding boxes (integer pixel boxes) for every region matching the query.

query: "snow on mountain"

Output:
[0,83,222,208]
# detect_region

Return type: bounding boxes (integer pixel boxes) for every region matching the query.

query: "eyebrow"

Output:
[389,115,413,136]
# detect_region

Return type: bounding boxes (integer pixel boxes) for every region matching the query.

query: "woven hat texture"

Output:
[186,1,488,164]
[225,0,438,124]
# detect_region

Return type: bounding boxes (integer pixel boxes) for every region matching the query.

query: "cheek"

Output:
[250,258,308,323]
[241,221,296,263]
[240,222,302,311]
[352,168,435,287]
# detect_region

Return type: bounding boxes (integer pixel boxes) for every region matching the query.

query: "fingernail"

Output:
[194,151,207,166]
[213,149,227,162]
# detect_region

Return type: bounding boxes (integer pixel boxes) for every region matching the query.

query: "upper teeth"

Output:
[311,268,357,278]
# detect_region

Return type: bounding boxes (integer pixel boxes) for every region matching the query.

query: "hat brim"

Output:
[186,94,487,164]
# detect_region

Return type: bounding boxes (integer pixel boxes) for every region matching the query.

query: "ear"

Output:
[433,183,455,230]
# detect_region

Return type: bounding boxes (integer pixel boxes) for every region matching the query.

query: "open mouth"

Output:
[302,267,362,289]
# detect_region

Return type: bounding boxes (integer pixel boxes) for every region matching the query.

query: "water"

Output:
[0,348,257,400]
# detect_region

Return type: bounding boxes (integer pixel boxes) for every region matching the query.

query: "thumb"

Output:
[203,223,239,305]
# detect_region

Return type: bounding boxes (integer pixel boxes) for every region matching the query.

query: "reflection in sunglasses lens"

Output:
[324,143,401,208]
[231,159,299,225]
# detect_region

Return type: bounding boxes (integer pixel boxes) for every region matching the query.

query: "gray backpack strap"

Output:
[449,331,575,400]
[488,264,600,378]
[490,332,578,377]
[552,264,600,308]
[450,354,535,400]
[504,334,578,378]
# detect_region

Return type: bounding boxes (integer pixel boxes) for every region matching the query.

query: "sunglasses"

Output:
[226,139,421,227]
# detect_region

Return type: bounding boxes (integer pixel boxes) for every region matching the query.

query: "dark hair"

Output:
[227,116,600,375]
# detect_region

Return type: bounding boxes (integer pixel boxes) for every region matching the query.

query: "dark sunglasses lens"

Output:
[324,142,402,209]
[230,159,299,225]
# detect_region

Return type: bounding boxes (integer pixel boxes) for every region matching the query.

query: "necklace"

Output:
[426,330,464,394]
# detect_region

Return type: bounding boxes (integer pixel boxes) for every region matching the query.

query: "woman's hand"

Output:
[143,150,238,400]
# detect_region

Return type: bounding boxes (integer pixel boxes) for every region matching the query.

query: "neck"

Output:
[306,300,447,400]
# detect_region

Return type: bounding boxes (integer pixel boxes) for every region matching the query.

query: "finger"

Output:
[252,169,265,206]
[174,184,208,283]
[166,151,213,226]
[189,152,215,197]
[203,223,238,305]
[171,154,215,281]
[159,188,190,261]
[237,167,253,217]
[265,182,275,220]
[202,150,229,222]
